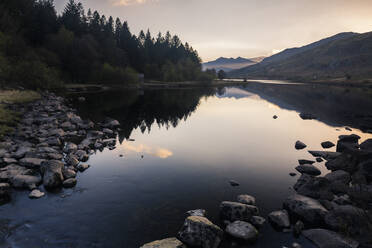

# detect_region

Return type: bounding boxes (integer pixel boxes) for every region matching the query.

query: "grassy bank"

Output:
[0,90,40,139]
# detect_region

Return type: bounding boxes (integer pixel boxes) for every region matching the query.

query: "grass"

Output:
[0,90,40,139]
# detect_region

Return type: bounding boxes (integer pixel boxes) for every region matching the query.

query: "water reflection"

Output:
[121,143,173,159]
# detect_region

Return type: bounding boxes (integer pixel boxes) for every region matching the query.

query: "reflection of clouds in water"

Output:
[122,143,173,159]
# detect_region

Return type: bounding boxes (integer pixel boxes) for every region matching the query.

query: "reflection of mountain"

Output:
[216,87,257,99]
[237,83,372,132]
[73,88,217,142]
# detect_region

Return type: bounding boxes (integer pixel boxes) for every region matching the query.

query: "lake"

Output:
[2,82,372,248]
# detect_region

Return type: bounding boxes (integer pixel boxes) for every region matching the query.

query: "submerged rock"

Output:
[220,201,259,222]
[268,210,290,229]
[302,229,359,248]
[225,221,258,241]
[29,189,45,199]
[178,216,223,248]
[140,238,186,248]
[295,141,307,150]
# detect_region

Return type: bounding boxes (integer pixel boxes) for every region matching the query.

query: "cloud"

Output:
[122,143,173,159]
[112,0,158,6]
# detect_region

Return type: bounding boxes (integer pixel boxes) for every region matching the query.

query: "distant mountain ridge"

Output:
[229,32,372,82]
[202,56,265,72]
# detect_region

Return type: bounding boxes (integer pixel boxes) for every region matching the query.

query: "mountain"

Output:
[202,56,265,72]
[229,32,372,82]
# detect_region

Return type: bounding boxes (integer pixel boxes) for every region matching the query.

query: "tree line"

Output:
[0,0,216,89]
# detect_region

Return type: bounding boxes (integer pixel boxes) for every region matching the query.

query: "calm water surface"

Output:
[2,84,372,248]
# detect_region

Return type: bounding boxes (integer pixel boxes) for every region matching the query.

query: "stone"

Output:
[308,151,341,160]
[237,194,256,205]
[186,209,206,217]
[295,141,307,150]
[293,220,304,236]
[298,159,315,165]
[104,119,120,128]
[46,137,61,146]
[0,183,11,204]
[13,146,32,159]
[289,172,297,177]
[63,178,77,188]
[19,157,45,169]
[299,113,316,120]
[325,153,358,172]
[3,158,17,164]
[77,163,90,172]
[140,238,186,248]
[268,210,290,229]
[229,180,239,186]
[292,242,302,248]
[338,134,360,143]
[29,189,45,199]
[316,157,323,162]
[50,128,65,137]
[63,142,77,153]
[295,175,333,200]
[66,154,79,166]
[250,216,266,228]
[295,164,321,176]
[225,221,258,241]
[103,128,114,135]
[220,201,259,222]
[302,229,359,248]
[360,139,372,151]
[321,141,335,149]
[178,216,223,248]
[11,174,41,189]
[283,194,328,226]
[273,115,278,119]
[41,160,64,189]
[62,168,76,179]
[75,150,89,162]
[324,170,350,184]
[78,97,86,102]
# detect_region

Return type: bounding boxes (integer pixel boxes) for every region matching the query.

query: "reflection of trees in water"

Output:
[74,88,217,142]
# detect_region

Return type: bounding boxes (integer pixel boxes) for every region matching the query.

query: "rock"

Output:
[321,141,335,149]
[298,159,315,165]
[289,172,297,177]
[41,160,64,189]
[295,164,321,176]
[19,157,45,169]
[186,209,206,217]
[3,157,17,164]
[63,142,77,153]
[237,194,256,205]
[48,153,63,160]
[63,178,77,188]
[268,210,290,229]
[29,189,45,199]
[62,168,76,179]
[338,134,360,143]
[66,154,79,166]
[360,139,372,151]
[294,175,333,200]
[273,115,278,119]
[308,151,341,160]
[178,216,223,248]
[0,183,11,204]
[337,135,360,153]
[295,141,307,150]
[103,128,114,135]
[250,216,266,228]
[299,113,316,120]
[225,221,258,241]
[46,137,61,146]
[104,119,120,128]
[11,174,42,189]
[61,121,74,130]
[220,201,259,221]
[13,146,32,159]
[292,242,302,248]
[77,163,90,172]
[324,170,350,184]
[283,194,328,226]
[140,238,186,248]
[302,229,359,248]
[293,220,304,236]
[333,194,351,205]
[316,157,323,163]
[345,127,352,131]
[49,128,65,137]
[325,153,358,172]
[229,180,239,186]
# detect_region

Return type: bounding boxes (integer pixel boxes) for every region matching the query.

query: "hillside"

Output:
[229,32,372,82]
[202,56,264,72]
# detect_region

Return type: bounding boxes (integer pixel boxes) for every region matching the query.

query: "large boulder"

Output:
[268,210,290,229]
[178,216,223,248]
[336,134,360,154]
[294,175,333,200]
[283,194,328,226]
[237,194,256,205]
[140,238,186,248]
[19,157,45,169]
[324,170,350,184]
[325,153,358,172]
[220,201,259,222]
[41,160,64,189]
[295,164,321,176]
[225,221,258,241]
[302,229,359,248]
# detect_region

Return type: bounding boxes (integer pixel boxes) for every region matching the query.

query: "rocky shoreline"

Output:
[141,133,372,248]
[0,92,120,201]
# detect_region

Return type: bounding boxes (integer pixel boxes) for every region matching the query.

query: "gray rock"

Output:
[292,242,302,248]
[294,175,333,200]
[11,174,41,189]
[66,154,79,166]
[229,180,239,186]
[302,229,359,248]
[19,157,45,169]
[220,201,259,221]
[62,168,76,179]
[49,129,65,137]
[283,194,328,226]
[48,153,63,160]
[250,216,266,228]
[325,153,358,172]
[13,146,32,159]
[225,221,258,241]
[237,194,256,205]
[295,164,321,176]
[75,150,89,162]
[321,141,335,149]
[324,170,350,184]
[29,189,45,199]
[308,151,341,160]
[63,178,77,188]
[298,159,315,165]
[140,238,186,248]
[46,137,61,146]
[77,163,90,172]
[41,160,64,189]
[3,157,17,164]
[268,210,290,229]
[78,97,86,102]
[186,209,206,217]
[295,141,307,150]
[178,216,223,248]
[63,142,77,153]
[104,119,120,128]
[316,157,323,162]
[293,220,304,236]
[103,128,114,135]
[289,172,297,177]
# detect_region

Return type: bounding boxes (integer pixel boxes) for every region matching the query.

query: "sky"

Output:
[55,0,372,62]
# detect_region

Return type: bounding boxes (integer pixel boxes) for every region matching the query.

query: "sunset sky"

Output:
[55,0,372,62]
